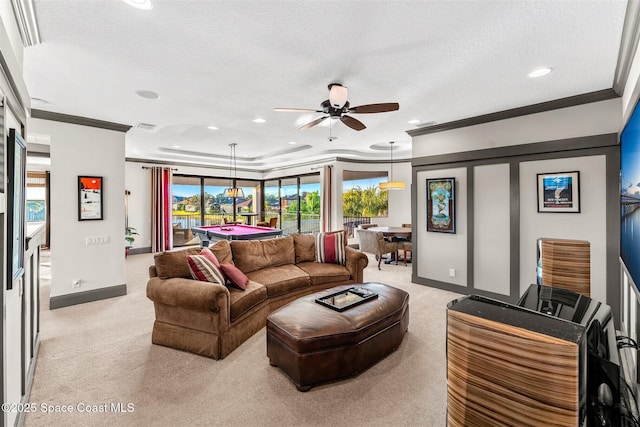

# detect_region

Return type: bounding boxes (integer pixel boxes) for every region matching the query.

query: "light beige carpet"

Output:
[25,251,461,427]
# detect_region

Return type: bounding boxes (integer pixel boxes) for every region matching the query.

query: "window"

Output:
[26,172,46,222]
[264,179,280,228]
[203,177,228,225]
[342,170,388,234]
[171,176,201,246]
[299,174,320,234]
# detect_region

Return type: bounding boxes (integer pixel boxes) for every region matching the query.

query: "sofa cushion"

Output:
[220,263,249,290]
[211,240,234,265]
[315,231,346,265]
[296,261,351,286]
[187,255,225,284]
[245,265,310,297]
[293,233,316,263]
[154,247,201,279]
[231,236,295,274]
[229,281,267,322]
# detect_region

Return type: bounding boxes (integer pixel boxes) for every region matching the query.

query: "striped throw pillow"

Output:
[315,231,346,265]
[187,254,225,284]
[200,247,220,268]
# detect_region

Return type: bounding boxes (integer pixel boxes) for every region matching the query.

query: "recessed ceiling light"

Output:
[408,119,421,125]
[172,145,181,148]
[253,118,266,123]
[122,0,153,10]
[207,125,218,130]
[136,89,160,99]
[288,141,297,145]
[528,67,553,78]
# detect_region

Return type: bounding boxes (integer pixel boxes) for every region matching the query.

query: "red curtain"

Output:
[320,165,333,232]
[151,167,173,252]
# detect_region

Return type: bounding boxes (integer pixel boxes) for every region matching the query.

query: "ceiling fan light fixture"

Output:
[329,83,348,108]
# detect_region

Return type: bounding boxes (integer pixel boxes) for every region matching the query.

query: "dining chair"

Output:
[257,217,278,228]
[357,229,399,270]
[397,224,412,265]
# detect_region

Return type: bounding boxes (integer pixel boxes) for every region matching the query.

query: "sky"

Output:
[621,104,640,197]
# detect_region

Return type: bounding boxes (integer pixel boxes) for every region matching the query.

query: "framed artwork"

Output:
[537,171,580,213]
[78,176,104,221]
[7,129,26,290]
[427,178,455,233]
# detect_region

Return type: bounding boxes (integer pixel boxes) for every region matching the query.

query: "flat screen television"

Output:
[620,100,640,291]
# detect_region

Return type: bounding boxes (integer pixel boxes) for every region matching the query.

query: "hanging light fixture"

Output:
[223,143,245,198]
[379,141,406,190]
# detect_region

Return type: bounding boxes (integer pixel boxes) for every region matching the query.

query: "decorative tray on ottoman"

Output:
[315,286,378,312]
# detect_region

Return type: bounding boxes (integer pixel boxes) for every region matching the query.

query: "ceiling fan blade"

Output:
[341,115,366,131]
[348,102,399,114]
[274,108,322,113]
[299,116,329,130]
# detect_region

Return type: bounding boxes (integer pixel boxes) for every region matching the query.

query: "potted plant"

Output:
[125,226,139,257]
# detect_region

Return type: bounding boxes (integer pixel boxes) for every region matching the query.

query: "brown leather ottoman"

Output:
[266,282,409,391]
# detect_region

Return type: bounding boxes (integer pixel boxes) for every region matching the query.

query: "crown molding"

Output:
[406,89,619,137]
[31,109,131,133]
[11,0,41,46]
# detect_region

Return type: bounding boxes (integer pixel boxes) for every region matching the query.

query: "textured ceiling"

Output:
[23,0,628,170]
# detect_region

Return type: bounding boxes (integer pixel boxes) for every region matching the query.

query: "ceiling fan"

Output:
[274,83,399,131]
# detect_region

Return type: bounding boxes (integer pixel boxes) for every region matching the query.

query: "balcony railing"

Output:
[171,212,372,241]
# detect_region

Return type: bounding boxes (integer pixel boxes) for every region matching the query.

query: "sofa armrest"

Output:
[345,246,369,283]
[146,277,230,313]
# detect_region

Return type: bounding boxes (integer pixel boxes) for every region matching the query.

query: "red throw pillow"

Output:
[200,247,220,268]
[220,263,249,290]
[315,231,346,265]
[187,255,225,284]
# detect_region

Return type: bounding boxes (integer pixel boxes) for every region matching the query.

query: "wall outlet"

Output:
[72,279,81,288]
[449,268,456,278]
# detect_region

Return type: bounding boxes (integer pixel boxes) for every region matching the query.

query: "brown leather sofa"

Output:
[146,234,369,359]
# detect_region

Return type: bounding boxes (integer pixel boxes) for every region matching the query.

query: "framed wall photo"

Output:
[427,178,455,233]
[537,171,580,213]
[78,176,104,221]
[7,128,26,290]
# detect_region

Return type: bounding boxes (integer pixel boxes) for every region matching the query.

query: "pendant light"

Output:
[223,143,245,198]
[379,141,405,190]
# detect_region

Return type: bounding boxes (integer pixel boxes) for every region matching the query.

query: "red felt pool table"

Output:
[191,224,283,246]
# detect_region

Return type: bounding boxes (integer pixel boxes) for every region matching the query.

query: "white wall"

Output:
[416,167,467,286]
[411,98,619,305]
[413,98,621,158]
[519,155,607,302]
[29,118,126,299]
[474,163,511,295]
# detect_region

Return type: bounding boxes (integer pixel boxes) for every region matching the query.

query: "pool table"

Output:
[191,224,283,246]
